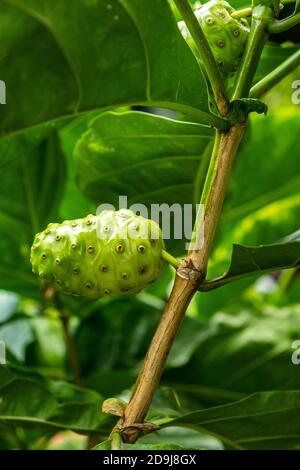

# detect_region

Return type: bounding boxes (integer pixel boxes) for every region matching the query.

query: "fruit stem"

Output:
[231,7,253,19]
[161,250,180,269]
[231,5,274,100]
[250,49,300,98]
[174,0,229,116]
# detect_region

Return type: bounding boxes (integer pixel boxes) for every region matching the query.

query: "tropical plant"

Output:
[0,0,300,451]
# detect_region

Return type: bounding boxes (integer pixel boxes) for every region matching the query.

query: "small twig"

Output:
[250,49,300,98]
[60,313,84,387]
[52,293,84,388]
[269,12,300,33]
[110,432,122,451]
[174,0,229,116]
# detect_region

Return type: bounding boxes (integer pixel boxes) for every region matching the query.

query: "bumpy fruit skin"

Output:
[30,210,165,299]
[179,0,250,77]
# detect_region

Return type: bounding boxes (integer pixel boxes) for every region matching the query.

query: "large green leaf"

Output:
[202,230,300,290]
[75,111,213,252]
[0,129,66,297]
[224,112,300,225]
[0,365,114,434]
[165,306,300,396]
[138,426,223,450]
[0,291,20,324]
[0,0,223,136]
[209,110,300,279]
[211,194,300,280]
[0,319,34,362]
[93,440,201,450]
[75,294,216,392]
[163,391,300,450]
[58,115,97,220]
[74,296,162,380]
[75,111,213,206]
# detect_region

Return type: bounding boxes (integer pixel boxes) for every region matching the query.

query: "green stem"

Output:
[250,49,300,98]
[231,5,274,100]
[110,432,122,450]
[188,125,246,274]
[269,12,300,32]
[198,131,222,207]
[52,294,84,387]
[174,0,229,116]
[161,250,180,269]
[193,140,214,205]
[231,7,252,19]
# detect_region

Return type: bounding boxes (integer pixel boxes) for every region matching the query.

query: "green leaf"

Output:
[0,319,34,362]
[224,112,300,225]
[139,426,223,450]
[75,296,163,381]
[28,317,66,369]
[0,129,66,298]
[0,0,223,135]
[75,111,213,252]
[75,295,216,392]
[92,440,111,450]
[210,111,300,281]
[0,365,114,434]
[212,194,300,281]
[58,115,97,220]
[0,291,20,324]
[93,439,202,450]
[75,111,213,205]
[165,306,300,397]
[125,443,200,450]
[163,390,300,449]
[86,369,137,397]
[202,229,300,290]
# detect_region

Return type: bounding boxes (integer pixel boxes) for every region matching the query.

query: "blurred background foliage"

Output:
[0,0,299,450]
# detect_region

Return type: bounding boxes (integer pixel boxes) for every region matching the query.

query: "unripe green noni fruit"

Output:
[30,210,165,299]
[179,0,250,77]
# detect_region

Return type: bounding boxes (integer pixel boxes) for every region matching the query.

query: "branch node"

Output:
[121,422,160,444]
[177,257,203,285]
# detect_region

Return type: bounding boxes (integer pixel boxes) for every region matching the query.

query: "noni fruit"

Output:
[179,0,250,76]
[30,210,165,299]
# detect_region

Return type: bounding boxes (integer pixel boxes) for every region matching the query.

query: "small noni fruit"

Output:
[30,210,165,299]
[179,0,250,76]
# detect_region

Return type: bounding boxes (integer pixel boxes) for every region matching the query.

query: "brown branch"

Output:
[118,123,247,444]
[189,124,246,273]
